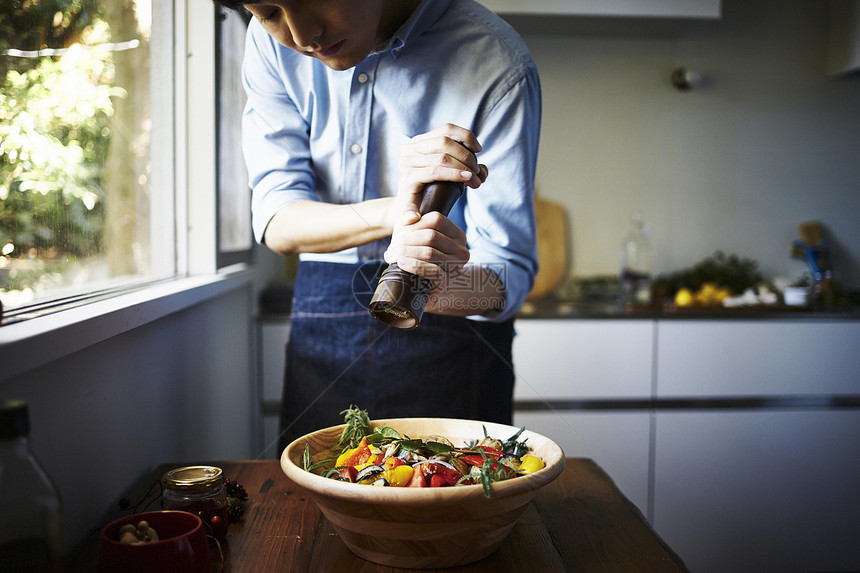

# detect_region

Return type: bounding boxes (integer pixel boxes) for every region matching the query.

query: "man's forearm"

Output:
[262,198,396,255]
[424,265,506,318]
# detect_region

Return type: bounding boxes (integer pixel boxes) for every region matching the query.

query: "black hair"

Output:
[213,0,251,15]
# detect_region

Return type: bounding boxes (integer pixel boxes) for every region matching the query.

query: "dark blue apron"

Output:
[279,260,514,449]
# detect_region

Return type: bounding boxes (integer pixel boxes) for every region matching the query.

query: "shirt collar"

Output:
[380,0,452,58]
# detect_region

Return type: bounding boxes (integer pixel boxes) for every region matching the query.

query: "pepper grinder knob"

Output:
[369,181,465,329]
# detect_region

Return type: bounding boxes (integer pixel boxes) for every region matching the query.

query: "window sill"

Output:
[0,265,255,380]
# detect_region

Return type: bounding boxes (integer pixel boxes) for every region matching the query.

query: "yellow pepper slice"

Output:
[383,465,414,487]
[335,445,360,468]
[518,454,545,475]
[335,436,383,468]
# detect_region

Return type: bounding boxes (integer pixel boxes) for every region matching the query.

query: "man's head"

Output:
[217,1,417,71]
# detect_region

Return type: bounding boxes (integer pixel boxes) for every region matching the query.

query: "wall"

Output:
[0,283,257,551]
[512,0,860,287]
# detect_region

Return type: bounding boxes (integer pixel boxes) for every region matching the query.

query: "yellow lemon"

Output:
[714,287,731,302]
[674,288,694,307]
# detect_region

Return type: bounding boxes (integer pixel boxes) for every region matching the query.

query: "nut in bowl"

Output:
[97,510,209,573]
[280,417,565,568]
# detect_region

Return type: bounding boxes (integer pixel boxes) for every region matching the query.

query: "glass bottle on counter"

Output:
[619,212,654,307]
[0,400,65,573]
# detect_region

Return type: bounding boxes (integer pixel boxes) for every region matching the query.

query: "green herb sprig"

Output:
[456,448,513,499]
[301,443,335,473]
[502,427,530,458]
[336,405,372,451]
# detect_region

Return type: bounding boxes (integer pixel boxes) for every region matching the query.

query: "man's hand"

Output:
[385,209,470,281]
[385,124,487,286]
[392,123,488,218]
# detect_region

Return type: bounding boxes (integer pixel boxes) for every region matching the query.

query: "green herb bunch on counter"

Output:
[651,251,763,301]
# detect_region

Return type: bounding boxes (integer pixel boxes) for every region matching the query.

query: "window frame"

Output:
[215,5,254,269]
[0,0,253,374]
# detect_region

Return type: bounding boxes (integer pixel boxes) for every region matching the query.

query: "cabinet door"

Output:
[481,0,720,18]
[260,321,290,401]
[513,319,653,399]
[656,320,860,396]
[514,410,651,516]
[512,320,655,517]
[653,411,860,573]
[259,320,290,458]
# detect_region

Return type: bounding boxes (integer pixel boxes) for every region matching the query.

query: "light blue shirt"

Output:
[241,0,541,321]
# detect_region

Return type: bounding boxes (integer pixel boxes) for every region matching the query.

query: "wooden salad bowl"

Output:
[280,417,565,568]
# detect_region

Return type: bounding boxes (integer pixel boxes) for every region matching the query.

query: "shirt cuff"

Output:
[466,261,532,323]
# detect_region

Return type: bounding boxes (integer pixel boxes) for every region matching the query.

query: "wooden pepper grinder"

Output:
[369,181,465,329]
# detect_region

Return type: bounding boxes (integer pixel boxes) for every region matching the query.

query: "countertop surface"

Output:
[516,298,860,320]
[72,458,688,572]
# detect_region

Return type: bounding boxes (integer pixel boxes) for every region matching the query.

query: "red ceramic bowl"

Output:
[98,510,209,573]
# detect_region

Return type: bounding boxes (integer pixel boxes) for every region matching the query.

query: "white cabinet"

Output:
[512,319,654,514]
[481,0,720,19]
[656,320,860,396]
[654,410,860,573]
[651,319,860,572]
[513,315,860,571]
[514,410,652,513]
[513,319,653,399]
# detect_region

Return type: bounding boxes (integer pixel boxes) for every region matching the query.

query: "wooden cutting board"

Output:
[528,196,569,300]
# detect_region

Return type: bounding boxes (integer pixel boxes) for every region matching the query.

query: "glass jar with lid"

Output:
[162,465,228,539]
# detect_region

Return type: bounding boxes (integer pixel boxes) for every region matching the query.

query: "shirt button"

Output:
[357,73,369,83]
[350,143,362,154]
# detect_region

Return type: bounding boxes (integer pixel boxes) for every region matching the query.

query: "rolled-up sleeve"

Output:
[242,22,318,243]
[464,64,541,322]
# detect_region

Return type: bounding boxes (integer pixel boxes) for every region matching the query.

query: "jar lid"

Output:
[0,400,29,439]
[162,465,224,491]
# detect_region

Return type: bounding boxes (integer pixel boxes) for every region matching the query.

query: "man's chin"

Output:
[320,59,356,71]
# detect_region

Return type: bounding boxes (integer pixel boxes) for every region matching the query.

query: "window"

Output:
[0,0,175,318]
[216,6,252,268]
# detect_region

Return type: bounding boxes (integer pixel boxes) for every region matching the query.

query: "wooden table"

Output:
[73,458,688,572]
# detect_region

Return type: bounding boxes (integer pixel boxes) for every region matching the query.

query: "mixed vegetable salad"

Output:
[300,406,546,498]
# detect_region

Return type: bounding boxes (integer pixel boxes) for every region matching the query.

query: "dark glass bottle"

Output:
[0,400,65,572]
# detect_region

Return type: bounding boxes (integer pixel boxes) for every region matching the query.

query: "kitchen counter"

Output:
[70,458,688,572]
[516,297,860,320]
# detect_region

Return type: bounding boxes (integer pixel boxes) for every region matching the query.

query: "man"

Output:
[216,0,541,447]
